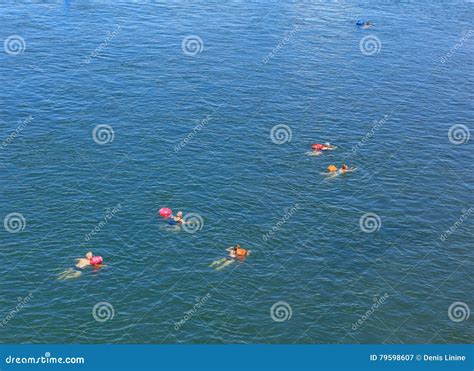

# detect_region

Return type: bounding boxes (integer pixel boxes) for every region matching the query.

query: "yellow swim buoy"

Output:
[327,165,337,173]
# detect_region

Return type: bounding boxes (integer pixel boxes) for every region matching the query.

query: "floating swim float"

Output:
[327,165,337,173]
[356,20,364,26]
[159,207,172,218]
[235,247,249,257]
[90,256,103,266]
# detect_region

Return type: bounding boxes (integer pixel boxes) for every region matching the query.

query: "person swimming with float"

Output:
[227,244,250,258]
[167,211,186,225]
[356,20,373,29]
[325,164,356,178]
[158,208,186,226]
[309,142,337,156]
[58,251,104,280]
[75,251,103,269]
[210,244,250,270]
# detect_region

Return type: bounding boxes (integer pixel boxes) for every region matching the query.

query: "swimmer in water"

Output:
[324,164,356,179]
[209,244,250,270]
[75,251,93,269]
[173,211,184,224]
[362,21,373,29]
[58,251,95,280]
[312,142,336,153]
[227,244,250,258]
[338,164,357,174]
[339,164,349,174]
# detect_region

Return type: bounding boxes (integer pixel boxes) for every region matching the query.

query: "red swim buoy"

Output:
[159,207,172,219]
[90,256,103,265]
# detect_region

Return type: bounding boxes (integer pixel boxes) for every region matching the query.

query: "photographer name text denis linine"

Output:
[424,354,466,361]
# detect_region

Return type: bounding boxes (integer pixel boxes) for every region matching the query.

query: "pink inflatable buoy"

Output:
[90,256,103,266]
[159,207,172,219]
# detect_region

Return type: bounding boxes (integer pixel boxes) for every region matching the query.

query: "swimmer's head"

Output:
[325,142,330,146]
[342,164,348,169]
[85,251,93,260]
[177,211,183,217]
